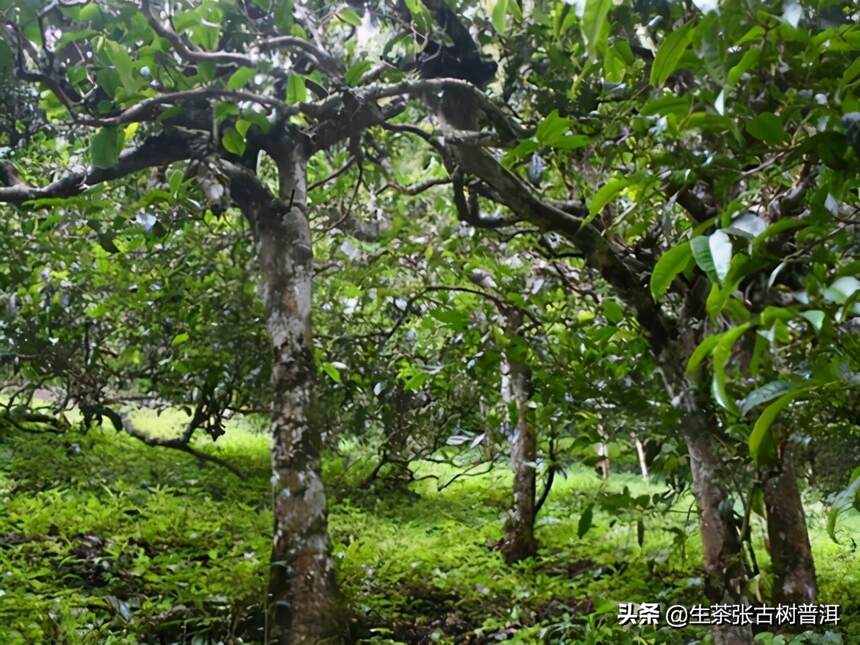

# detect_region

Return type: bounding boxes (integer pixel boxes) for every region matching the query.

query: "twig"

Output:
[379,177,451,195]
[142,0,255,67]
[308,156,356,191]
[257,36,343,77]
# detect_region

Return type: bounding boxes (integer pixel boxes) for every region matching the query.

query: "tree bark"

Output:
[596,425,610,480]
[499,311,538,563]
[762,448,817,607]
[378,384,414,486]
[233,135,347,643]
[657,330,752,644]
[671,383,753,644]
[631,433,649,479]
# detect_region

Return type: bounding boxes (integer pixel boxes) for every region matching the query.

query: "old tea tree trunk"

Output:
[662,352,753,645]
[762,436,817,607]
[225,131,348,644]
[499,309,538,562]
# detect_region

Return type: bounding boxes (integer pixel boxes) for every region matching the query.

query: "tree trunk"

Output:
[631,433,649,479]
[763,449,817,607]
[252,138,347,644]
[499,311,538,563]
[678,394,753,645]
[379,384,414,485]
[596,425,610,480]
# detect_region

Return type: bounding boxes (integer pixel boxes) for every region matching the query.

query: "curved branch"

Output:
[0,129,202,206]
[142,0,254,67]
[379,176,451,195]
[81,404,246,480]
[75,88,283,127]
[143,1,342,78]
[257,36,343,77]
[439,140,675,354]
[308,155,356,192]
[378,284,540,348]
[365,77,530,140]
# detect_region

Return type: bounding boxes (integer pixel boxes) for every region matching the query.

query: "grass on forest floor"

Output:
[0,408,858,644]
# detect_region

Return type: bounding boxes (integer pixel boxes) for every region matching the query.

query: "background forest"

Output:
[0,0,858,643]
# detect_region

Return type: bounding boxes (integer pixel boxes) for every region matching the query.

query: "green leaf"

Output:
[823,276,859,304]
[745,112,788,145]
[749,388,807,465]
[171,332,190,347]
[650,241,693,301]
[535,110,573,146]
[226,66,255,90]
[709,230,732,283]
[739,380,791,416]
[552,134,590,150]
[403,0,432,30]
[736,25,765,45]
[235,118,251,137]
[650,22,696,86]
[690,236,718,282]
[221,127,246,156]
[582,0,612,58]
[641,94,692,116]
[501,138,539,167]
[0,36,13,74]
[602,299,624,324]
[214,101,240,122]
[840,57,860,87]
[711,322,752,414]
[403,370,428,391]
[104,40,137,92]
[430,309,470,331]
[725,212,767,239]
[97,233,120,254]
[751,218,805,256]
[585,177,628,224]
[727,47,761,86]
[799,310,825,333]
[687,334,720,372]
[827,477,860,542]
[706,254,752,318]
[321,362,342,383]
[827,505,840,542]
[603,46,626,82]
[337,7,362,27]
[286,73,307,104]
[345,60,372,86]
[577,503,594,538]
[273,0,294,31]
[90,126,125,169]
[491,0,508,34]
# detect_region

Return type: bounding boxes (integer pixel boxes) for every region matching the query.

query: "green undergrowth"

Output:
[0,411,858,644]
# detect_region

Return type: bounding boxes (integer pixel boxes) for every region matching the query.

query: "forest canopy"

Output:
[0,0,858,643]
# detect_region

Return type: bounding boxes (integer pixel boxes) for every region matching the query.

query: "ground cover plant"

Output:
[1,414,858,643]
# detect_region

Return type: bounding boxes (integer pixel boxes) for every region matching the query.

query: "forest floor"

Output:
[1,410,858,644]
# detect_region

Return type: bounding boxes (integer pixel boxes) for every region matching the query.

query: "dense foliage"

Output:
[1,0,858,643]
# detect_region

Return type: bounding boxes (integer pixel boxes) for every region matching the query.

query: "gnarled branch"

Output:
[0,129,202,206]
[81,404,246,480]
